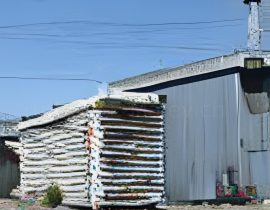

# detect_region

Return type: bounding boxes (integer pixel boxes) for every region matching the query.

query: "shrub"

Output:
[41,183,63,208]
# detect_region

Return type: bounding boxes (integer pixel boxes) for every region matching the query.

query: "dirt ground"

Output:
[165,204,270,210]
[1,199,270,210]
[0,199,71,210]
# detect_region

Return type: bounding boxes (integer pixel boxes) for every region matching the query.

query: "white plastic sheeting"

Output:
[19,112,90,207]
[17,94,164,208]
[88,100,165,209]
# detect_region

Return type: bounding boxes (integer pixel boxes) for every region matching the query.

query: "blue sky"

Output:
[0,0,260,117]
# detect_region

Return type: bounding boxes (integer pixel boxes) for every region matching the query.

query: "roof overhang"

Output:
[109,51,270,94]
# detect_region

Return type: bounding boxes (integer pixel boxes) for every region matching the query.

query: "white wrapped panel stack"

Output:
[89,98,165,209]
[19,111,91,207]
[17,94,164,209]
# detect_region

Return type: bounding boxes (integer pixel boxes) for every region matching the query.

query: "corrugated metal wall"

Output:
[249,152,270,198]
[0,143,20,198]
[152,73,268,202]
[155,74,240,201]
[239,76,270,198]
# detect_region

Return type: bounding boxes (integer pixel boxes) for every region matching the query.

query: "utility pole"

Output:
[244,0,262,52]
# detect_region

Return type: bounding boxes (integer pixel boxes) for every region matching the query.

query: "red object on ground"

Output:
[236,191,246,197]
[251,199,257,204]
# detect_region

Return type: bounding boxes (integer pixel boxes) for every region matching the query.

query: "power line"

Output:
[0,18,244,29]
[110,18,244,26]
[0,24,243,38]
[0,36,230,52]
[0,37,228,51]
[0,76,103,84]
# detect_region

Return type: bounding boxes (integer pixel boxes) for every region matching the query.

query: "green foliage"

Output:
[41,196,50,207]
[95,98,136,109]
[95,100,107,109]
[41,183,63,208]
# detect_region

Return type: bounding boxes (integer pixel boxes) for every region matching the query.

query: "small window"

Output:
[244,58,264,69]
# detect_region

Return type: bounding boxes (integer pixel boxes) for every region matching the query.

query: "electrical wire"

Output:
[0,18,244,29]
[0,36,230,52]
[0,24,243,38]
[0,34,237,54]
[0,76,103,84]
[0,19,243,54]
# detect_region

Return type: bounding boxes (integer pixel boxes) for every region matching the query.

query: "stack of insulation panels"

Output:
[88,98,165,209]
[19,112,90,206]
[16,94,165,209]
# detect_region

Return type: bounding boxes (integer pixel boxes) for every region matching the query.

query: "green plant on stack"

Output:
[41,183,63,208]
[95,100,106,109]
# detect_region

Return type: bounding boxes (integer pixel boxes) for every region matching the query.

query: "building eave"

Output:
[109,51,270,94]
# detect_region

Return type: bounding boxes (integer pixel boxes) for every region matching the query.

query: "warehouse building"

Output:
[109,51,270,202]
[109,0,270,202]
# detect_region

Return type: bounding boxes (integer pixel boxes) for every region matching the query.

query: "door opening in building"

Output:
[0,141,20,198]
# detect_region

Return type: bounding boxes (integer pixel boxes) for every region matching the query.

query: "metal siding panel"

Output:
[239,83,264,149]
[249,151,270,198]
[0,155,20,198]
[155,74,239,201]
[239,74,269,188]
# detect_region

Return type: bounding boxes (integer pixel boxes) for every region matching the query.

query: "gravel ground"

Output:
[0,199,72,210]
[165,204,270,210]
[1,199,270,210]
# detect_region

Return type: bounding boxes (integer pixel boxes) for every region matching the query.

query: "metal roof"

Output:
[109,51,270,94]
[0,120,20,139]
